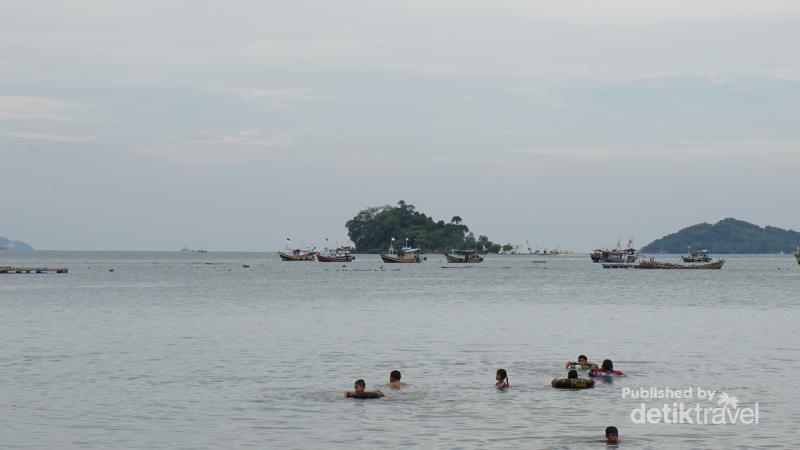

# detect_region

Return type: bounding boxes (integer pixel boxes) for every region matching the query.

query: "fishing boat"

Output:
[603,258,725,270]
[317,246,355,262]
[445,249,484,263]
[682,247,711,263]
[279,248,316,261]
[795,246,800,265]
[590,239,638,263]
[380,239,421,263]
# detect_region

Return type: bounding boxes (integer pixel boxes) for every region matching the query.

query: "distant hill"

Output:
[0,236,34,252]
[641,218,800,254]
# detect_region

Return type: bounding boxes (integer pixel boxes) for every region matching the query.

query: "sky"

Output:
[1,0,799,251]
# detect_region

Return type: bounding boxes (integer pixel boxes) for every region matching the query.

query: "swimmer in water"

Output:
[386,370,408,388]
[605,426,619,444]
[344,379,384,398]
[495,369,509,389]
[590,359,623,376]
[565,354,596,369]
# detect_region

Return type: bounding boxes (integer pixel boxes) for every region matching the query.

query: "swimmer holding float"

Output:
[565,354,597,370]
[589,359,624,377]
[344,379,384,399]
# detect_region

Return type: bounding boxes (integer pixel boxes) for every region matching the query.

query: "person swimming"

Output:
[589,359,624,376]
[386,370,408,388]
[344,379,384,399]
[605,426,619,444]
[565,354,596,369]
[495,369,509,389]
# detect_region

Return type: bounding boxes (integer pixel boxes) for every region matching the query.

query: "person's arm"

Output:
[344,391,351,398]
[565,361,574,368]
[376,390,385,397]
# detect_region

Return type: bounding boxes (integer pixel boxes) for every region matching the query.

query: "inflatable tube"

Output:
[551,378,594,389]
[589,369,624,377]
[347,391,384,399]
[567,364,592,370]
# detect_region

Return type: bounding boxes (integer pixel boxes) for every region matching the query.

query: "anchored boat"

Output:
[445,249,484,263]
[380,239,421,263]
[682,247,712,263]
[317,246,355,262]
[590,239,638,263]
[279,248,316,261]
[603,258,725,270]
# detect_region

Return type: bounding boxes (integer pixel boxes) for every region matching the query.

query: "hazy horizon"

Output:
[2,1,799,251]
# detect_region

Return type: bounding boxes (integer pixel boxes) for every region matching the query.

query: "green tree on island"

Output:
[345,201,500,253]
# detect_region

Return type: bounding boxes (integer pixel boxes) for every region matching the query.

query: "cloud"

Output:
[0,130,97,142]
[134,131,289,165]
[240,88,326,108]
[0,96,82,121]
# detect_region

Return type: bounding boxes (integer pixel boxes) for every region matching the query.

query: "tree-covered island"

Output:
[346,201,501,253]
[641,218,800,254]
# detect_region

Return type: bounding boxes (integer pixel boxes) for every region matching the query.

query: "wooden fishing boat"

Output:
[603,258,725,269]
[682,248,711,262]
[279,249,316,261]
[317,246,355,262]
[445,249,484,263]
[590,239,638,263]
[380,240,421,263]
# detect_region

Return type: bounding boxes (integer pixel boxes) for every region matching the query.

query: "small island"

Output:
[641,218,800,254]
[346,201,500,253]
[0,235,34,252]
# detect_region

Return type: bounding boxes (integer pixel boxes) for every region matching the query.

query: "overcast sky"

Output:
[1,0,799,251]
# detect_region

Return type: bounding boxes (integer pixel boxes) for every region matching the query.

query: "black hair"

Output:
[605,426,618,436]
[354,379,366,389]
[568,369,578,379]
[578,354,588,362]
[496,368,508,385]
[602,359,613,371]
[390,370,401,381]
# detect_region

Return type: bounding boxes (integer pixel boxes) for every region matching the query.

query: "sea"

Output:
[1,251,799,449]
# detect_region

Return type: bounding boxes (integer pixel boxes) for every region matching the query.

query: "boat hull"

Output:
[317,254,355,262]
[604,259,725,269]
[380,254,421,263]
[445,254,484,263]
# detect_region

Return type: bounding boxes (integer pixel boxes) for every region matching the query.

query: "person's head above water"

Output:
[578,355,588,364]
[602,359,613,371]
[390,370,401,382]
[496,369,509,386]
[605,426,619,444]
[354,379,366,393]
[568,369,578,379]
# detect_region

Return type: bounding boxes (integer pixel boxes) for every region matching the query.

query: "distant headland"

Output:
[346,201,501,253]
[641,218,800,254]
[0,236,34,252]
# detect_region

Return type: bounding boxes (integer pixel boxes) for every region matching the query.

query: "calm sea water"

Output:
[1,251,799,449]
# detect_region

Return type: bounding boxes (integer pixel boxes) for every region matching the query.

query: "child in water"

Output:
[589,359,624,376]
[565,354,595,369]
[605,426,619,444]
[495,369,509,389]
[344,379,384,398]
[386,370,408,388]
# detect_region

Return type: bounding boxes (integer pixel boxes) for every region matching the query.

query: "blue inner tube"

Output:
[551,378,595,389]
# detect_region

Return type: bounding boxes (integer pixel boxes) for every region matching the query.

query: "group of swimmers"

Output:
[344,356,623,443]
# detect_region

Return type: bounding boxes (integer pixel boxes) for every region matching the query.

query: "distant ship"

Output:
[795,246,800,265]
[279,248,316,261]
[180,245,208,253]
[590,239,638,263]
[317,246,355,262]
[380,238,421,263]
[682,247,711,263]
[445,249,484,263]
